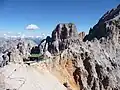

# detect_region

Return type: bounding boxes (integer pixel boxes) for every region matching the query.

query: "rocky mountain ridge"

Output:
[1,4,120,90]
[38,4,120,90]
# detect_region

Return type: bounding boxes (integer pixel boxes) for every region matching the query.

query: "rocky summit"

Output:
[1,4,120,90]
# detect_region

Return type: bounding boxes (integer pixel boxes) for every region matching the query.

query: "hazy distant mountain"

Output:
[0,32,47,45]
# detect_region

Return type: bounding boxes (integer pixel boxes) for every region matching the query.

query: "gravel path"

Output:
[0,63,66,90]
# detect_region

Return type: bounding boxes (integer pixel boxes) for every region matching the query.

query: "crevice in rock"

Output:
[95,64,103,79]
[83,56,92,86]
[95,64,109,89]
[109,60,117,68]
[91,79,96,90]
[102,76,109,89]
[73,67,83,90]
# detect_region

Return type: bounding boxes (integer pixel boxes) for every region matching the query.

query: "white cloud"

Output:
[4,34,7,36]
[26,24,39,30]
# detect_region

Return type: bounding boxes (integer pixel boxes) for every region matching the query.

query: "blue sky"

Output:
[0,0,119,36]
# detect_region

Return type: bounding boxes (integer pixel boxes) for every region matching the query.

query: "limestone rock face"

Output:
[51,23,79,53]
[39,23,79,54]
[52,23,79,40]
[39,4,120,90]
[78,5,120,90]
